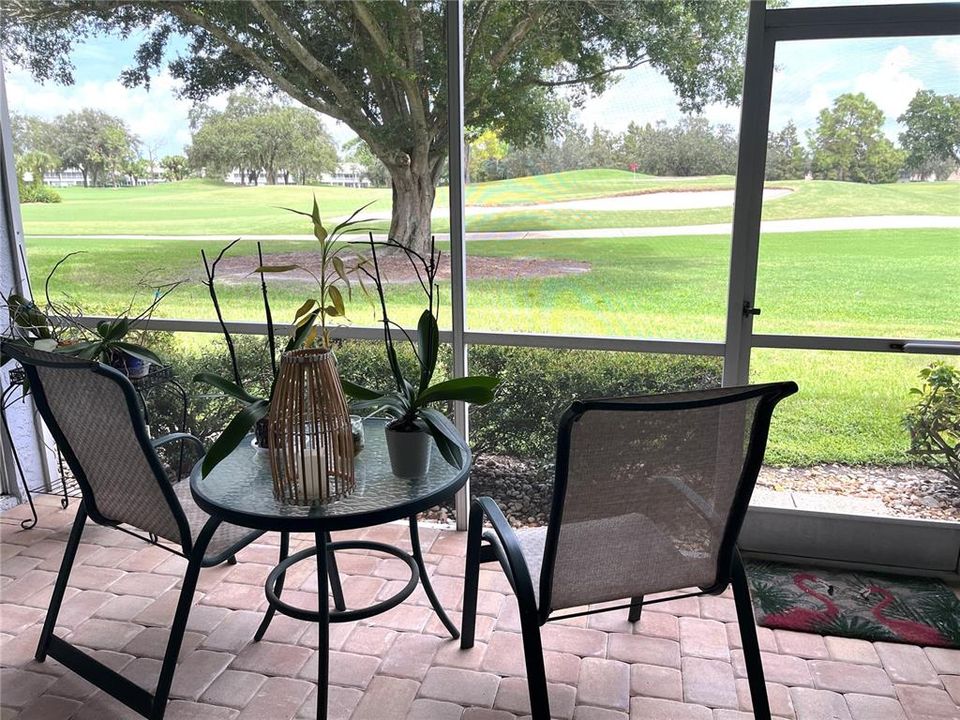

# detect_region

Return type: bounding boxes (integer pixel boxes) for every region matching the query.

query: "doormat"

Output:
[746,560,960,649]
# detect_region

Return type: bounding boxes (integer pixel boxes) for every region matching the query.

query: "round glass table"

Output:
[190,418,470,720]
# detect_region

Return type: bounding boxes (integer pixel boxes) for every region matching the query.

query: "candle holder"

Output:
[268,348,355,504]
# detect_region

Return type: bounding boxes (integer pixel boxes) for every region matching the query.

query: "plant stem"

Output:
[202,240,243,388]
[257,242,278,379]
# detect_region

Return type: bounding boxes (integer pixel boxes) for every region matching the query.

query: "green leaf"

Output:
[416,309,439,393]
[293,298,318,320]
[350,395,408,417]
[327,286,345,317]
[312,196,328,243]
[112,342,163,367]
[419,408,466,469]
[329,200,376,237]
[416,376,499,407]
[193,371,260,404]
[332,256,348,283]
[340,378,382,400]
[285,308,319,351]
[255,264,300,273]
[202,399,269,477]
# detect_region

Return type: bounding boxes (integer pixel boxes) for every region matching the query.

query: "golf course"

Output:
[18,170,960,467]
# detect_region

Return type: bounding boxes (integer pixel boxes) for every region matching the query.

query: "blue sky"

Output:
[5,19,959,159]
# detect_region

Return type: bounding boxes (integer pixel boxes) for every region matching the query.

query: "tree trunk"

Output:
[81,167,88,188]
[386,162,437,255]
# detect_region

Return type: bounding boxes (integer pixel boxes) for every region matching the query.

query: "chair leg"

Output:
[315,531,331,720]
[151,517,221,720]
[226,555,237,565]
[732,549,771,720]
[519,606,550,720]
[36,502,88,662]
[628,596,643,623]
[326,531,346,612]
[255,531,290,641]
[460,502,484,649]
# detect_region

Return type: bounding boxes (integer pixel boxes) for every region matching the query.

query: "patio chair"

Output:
[461,382,798,720]
[3,344,265,720]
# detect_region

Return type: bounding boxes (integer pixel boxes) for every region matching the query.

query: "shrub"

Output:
[904,361,960,486]
[144,336,720,470]
[19,183,62,203]
[469,346,722,464]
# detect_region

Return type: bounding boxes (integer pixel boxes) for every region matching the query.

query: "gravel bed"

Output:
[422,456,960,526]
[757,464,960,522]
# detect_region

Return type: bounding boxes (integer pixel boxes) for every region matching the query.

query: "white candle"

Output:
[299,447,327,501]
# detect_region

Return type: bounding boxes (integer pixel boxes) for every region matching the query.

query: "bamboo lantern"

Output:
[268,348,355,504]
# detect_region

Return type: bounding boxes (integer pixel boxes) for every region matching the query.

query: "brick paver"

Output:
[1,507,957,719]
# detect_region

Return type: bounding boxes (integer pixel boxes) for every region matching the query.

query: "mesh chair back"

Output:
[540,382,796,614]
[7,344,190,547]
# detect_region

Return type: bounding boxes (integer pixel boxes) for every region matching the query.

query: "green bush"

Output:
[144,336,720,469]
[19,183,62,203]
[904,361,960,487]
[469,346,722,463]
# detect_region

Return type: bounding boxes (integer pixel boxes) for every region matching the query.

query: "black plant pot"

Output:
[385,424,432,479]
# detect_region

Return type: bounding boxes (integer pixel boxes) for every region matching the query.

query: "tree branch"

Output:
[530,57,650,88]
[351,2,428,149]
[248,0,368,127]
[165,3,358,131]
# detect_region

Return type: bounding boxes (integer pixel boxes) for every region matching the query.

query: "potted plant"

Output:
[341,235,499,478]
[195,199,370,477]
[2,253,177,376]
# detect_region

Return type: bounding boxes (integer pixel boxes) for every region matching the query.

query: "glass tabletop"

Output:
[190,418,470,532]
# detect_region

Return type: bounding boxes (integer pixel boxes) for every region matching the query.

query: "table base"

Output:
[255,516,460,720]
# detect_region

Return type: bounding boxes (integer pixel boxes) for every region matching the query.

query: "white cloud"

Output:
[6,67,195,156]
[5,66,349,155]
[852,45,923,122]
[932,38,960,76]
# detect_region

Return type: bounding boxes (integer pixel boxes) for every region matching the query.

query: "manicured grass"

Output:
[24,227,958,466]
[465,169,735,206]
[19,171,959,236]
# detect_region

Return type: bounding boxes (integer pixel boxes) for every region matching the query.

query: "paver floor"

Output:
[2,495,958,719]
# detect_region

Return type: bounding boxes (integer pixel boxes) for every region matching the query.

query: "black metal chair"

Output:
[4,343,265,720]
[461,382,798,720]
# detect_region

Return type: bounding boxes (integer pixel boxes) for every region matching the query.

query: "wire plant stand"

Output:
[1,364,189,529]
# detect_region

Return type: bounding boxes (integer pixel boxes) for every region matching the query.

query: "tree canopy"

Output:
[187,92,337,185]
[4,0,750,251]
[11,109,139,187]
[808,93,904,184]
[898,90,960,180]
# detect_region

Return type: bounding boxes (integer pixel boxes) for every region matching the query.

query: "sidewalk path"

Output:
[27,214,959,243]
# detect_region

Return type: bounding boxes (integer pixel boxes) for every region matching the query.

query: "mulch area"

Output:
[217,251,590,285]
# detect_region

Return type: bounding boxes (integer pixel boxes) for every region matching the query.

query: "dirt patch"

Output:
[216,251,591,284]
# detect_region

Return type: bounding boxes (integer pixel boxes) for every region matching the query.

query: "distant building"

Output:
[320,163,371,188]
[25,162,165,187]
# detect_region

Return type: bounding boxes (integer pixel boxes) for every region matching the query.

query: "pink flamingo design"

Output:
[768,573,839,631]
[867,586,947,646]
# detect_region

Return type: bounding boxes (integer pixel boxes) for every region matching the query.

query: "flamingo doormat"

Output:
[746,561,960,649]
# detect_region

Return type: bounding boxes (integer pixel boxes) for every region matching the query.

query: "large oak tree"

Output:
[4,0,749,252]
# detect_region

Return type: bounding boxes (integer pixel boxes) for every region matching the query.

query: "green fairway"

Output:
[24,226,958,467]
[19,170,960,236]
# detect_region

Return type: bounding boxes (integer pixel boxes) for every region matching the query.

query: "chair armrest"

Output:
[472,496,540,611]
[151,433,205,455]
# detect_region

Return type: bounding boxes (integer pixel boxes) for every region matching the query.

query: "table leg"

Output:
[315,531,330,720]
[326,531,346,612]
[409,515,460,639]
[255,531,289,641]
